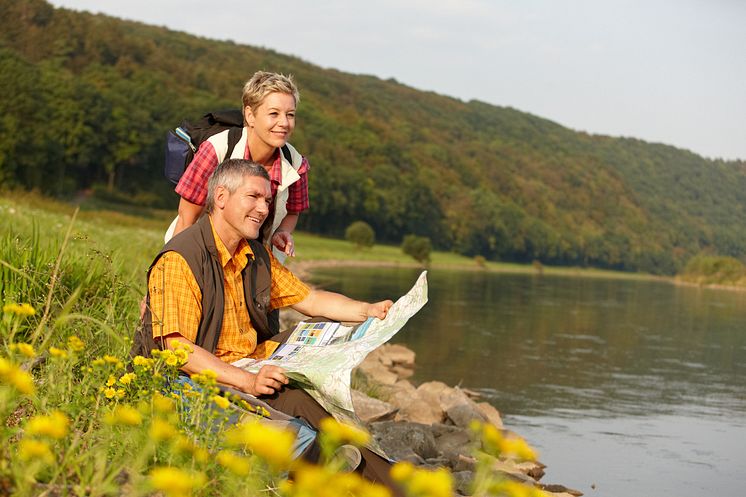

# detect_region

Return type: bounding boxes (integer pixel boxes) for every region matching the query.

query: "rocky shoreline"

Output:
[350,343,582,497]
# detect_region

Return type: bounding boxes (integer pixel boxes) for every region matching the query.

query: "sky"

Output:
[49,0,746,161]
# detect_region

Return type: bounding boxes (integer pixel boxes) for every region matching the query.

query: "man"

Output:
[138,158,401,493]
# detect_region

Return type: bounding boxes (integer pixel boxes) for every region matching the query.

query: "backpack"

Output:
[164,109,292,184]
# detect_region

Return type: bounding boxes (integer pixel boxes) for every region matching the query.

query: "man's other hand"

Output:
[247,365,289,396]
[366,300,393,320]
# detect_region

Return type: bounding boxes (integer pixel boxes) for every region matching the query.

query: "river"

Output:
[308,266,746,497]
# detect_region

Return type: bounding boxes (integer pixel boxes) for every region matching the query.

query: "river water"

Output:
[308,267,746,497]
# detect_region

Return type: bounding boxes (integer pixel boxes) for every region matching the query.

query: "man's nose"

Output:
[257,198,270,215]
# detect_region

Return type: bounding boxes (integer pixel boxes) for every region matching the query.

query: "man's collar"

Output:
[208,217,254,268]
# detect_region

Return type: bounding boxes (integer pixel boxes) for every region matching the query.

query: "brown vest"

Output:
[130,215,278,358]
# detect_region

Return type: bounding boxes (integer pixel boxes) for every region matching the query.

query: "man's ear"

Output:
[243,105,254,127]
[214,185,229,209]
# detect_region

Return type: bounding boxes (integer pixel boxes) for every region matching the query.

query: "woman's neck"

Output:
[247,132,276,169]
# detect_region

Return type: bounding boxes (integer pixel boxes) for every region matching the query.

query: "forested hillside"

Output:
[2,0,745,274]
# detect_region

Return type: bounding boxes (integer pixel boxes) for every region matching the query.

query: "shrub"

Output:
[402,235,432,264]
[344,221,375,249]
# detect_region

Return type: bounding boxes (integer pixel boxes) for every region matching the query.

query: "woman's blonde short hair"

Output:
[241,71,300,111]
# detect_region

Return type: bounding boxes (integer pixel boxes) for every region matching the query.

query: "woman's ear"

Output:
[243,105,254,127]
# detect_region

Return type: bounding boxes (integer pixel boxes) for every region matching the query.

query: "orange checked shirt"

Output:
[148,220,310,363]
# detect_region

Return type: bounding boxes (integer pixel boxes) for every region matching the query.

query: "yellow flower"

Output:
[190,369,217,387]
[286,463,388,497]
[49,347,68,359]
[103,387,117,399]
[224,420,295,470]
[101,355,124,369]
[390,461,415,482]
[67,335,85,352]
[500,436,538,462]
[0,357,35,395]
[398,465,453,497]
[3,303,36,316]
[152,392,176,413]
[18,439,54,464]
[119,372,136,386]
[216,450,251,476]
[320,417,370,447]
[489,480,551,497]
[212,395,230,410]
[133,355,153,369]
[149,418,178,442]
[104,405,142,426]
[10,343,36,358]
[149,466,206,497]
[92,358,106,367]
[26,411,69,439]
[105,375,117,387]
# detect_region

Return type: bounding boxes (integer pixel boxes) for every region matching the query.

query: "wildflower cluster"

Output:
[280,462,391,497]
[390,461,454,497]
[0,357,35,395]
[2,303,36,316]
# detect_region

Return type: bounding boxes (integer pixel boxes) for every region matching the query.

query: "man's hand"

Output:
[271,229,295,257]
[366,300,393,320]
[245,365,289,396]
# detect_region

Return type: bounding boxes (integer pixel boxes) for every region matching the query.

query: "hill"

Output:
[1,0,745,274]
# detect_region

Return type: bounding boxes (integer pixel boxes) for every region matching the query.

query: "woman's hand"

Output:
[271,229,295,257]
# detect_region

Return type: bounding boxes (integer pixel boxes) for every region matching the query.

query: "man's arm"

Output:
[165,335,288,396]
[291,289,393,322]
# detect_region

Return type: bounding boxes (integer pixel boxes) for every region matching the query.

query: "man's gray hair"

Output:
[205,159,270,214]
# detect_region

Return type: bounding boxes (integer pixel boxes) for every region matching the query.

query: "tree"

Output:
[345,221,375,249]
[402,235,432,264]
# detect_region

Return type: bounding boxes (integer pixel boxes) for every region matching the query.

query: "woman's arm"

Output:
[271,213,299,256]
[174,197,204,237]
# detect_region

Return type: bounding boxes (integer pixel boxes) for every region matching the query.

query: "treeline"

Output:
[2,0,745,274]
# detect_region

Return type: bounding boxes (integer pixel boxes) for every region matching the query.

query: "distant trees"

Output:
[1,0,745,275]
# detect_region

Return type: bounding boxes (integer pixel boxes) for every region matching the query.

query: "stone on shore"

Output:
[353,343,583,497]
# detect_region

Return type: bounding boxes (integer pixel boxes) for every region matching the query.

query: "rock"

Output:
[432,426,472,469]
[451,470,474,496]
[371,421,439,461]
[446,402,488,428]
[351,390,398,423]
[356,360,399,385]
[538,484,583,496]
[390,364,415,379]
[475,401,504,429]
[491,459,539,484]
[382,343,416,367]
[416,381,451,404]
[515,460,546,480]
[389,392,443,424]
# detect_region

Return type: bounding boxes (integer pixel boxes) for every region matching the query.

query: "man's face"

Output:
[218,175,272,241]
[244,92,296,151]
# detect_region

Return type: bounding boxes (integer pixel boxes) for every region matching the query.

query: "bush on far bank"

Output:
[345,221,376,249]
[402,235,432,265]
[679,254,746,286]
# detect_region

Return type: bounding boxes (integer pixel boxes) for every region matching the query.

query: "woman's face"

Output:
[244,92,296,151]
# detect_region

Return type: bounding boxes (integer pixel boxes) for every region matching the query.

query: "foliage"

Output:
[678,254,746,286]
[402,235,432,265]
[1,0,746,275]
[345,221,376,249]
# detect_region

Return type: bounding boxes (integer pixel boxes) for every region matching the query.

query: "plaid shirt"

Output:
[148,219,310,363]
[175,136,310,214]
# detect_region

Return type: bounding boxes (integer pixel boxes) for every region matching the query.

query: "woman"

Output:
[169,71,309,262]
